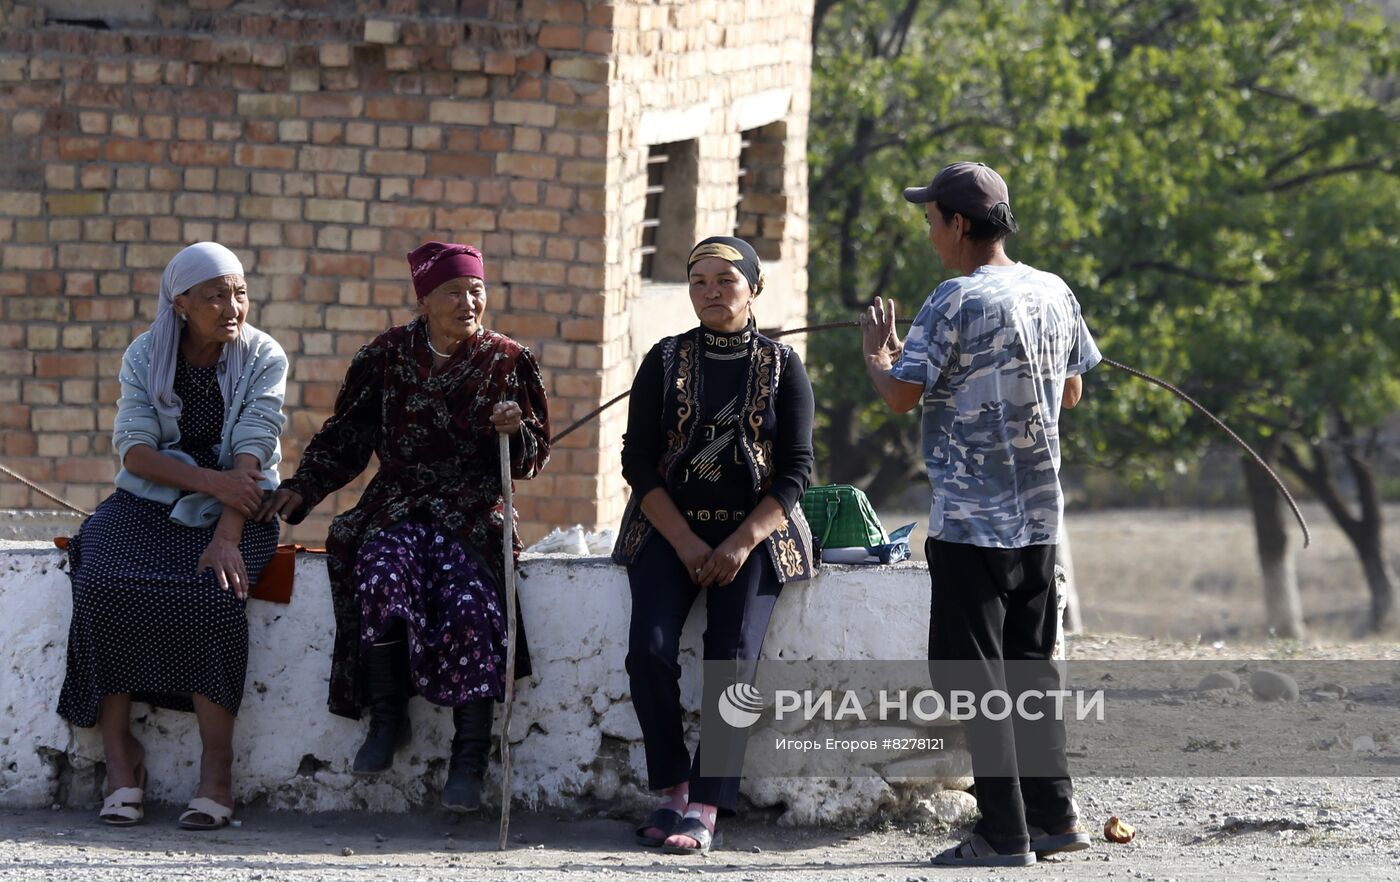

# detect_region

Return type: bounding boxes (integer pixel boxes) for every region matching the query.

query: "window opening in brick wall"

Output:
[732,133,753,237]
[32,1,155,25]
[732,122,787,261]
[49,17,111,29]
[639,146,669,281]
[640,139,699,283]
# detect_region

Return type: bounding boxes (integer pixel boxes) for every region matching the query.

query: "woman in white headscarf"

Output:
[57,242,288,831]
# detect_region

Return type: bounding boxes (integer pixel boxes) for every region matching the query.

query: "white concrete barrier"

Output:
[0,541,1003,824]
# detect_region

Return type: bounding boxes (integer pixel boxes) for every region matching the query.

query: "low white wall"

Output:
[0,542,993,824]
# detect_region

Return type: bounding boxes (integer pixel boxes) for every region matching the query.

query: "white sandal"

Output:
[178,796,234,830]
[98,767,146,826]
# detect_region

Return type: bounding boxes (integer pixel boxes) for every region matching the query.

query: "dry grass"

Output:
[889,503,1400,643]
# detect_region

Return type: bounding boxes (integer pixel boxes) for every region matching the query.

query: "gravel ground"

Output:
[4,773,1399,882]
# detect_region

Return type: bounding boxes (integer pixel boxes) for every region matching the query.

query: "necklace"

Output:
[426,335,457,359]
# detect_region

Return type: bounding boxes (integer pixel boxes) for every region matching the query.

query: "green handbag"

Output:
[799,484,888,550]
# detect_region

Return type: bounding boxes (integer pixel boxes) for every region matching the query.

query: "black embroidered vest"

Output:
[612,326,817,583]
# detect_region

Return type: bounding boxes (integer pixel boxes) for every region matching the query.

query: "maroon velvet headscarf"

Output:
[407,241,485,300]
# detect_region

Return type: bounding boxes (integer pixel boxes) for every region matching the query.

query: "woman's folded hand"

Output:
[204,465,265,517]
[699,534,752,588]
[674,533,714,586]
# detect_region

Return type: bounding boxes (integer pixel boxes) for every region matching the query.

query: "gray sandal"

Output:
[1028,824,1092,857]
[661,817,714,855]
[930,833,1035,867]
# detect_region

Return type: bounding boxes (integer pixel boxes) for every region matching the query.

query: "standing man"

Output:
[862,162,1101,868]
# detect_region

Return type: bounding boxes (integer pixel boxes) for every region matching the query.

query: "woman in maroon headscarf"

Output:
[257,242,550,812]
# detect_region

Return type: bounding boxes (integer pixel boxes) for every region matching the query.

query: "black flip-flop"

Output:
[661,816,714,855]
[634,808,683,848]
[1028,824,1092,857]
[930,834,1035,867]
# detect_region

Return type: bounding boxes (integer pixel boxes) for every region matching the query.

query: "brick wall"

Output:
[599,0,813,530]
[0,0,812,545]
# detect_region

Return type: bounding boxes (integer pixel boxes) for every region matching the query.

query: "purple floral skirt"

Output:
[354,519,506,705]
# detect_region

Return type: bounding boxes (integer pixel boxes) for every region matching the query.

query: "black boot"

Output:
[442,699,494,812]
[352,641,411,775]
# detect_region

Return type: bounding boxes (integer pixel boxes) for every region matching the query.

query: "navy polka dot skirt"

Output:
[57,355,278,727]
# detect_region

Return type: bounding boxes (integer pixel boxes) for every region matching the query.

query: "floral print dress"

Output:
[279,319,550,717]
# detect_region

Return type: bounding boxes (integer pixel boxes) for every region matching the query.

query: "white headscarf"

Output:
[148,242,249,417]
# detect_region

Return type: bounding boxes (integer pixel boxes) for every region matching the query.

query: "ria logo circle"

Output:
[717,683,765,729]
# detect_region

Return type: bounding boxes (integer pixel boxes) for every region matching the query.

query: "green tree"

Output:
[809,0,1400,628]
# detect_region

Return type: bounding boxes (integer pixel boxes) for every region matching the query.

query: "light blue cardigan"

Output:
[113,327,289,528]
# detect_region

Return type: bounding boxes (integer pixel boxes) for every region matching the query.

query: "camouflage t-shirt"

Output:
[890,263,1101,548]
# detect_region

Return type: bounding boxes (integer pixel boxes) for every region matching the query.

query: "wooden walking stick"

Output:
[497,429,518,850]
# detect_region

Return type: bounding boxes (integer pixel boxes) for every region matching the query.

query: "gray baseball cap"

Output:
[903,161,1015,225]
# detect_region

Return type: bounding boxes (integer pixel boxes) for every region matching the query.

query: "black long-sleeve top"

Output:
[621,333,814,516]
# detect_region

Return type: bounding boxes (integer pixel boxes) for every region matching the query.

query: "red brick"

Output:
[33,353,96,377]
[500,209,561,233]
[368,204,432,228]
[483,52,516,75]
[0,405,31,430]
[537,25,582,50]
[308,253,371,276]
[525,0,584,22]
[367,96,428,122]
[56,459,114,482]
[295,357,354,382]
[428,153,492,177]
[99,140,159,164]
[72,298,135,321]
[518,51,548,75]
[236,144,297,169]
[58,137,102,161]
[66,82,123,107]
[0,351,34,374]
[365,150,427,176]
[583,28,612,54]
[301,93,364,118]
[495,154,557,180]
[298,146,361,173]
[170,142,232,166]
[435,207,497,230]
[302,382,340,408]
[495,313,559,338]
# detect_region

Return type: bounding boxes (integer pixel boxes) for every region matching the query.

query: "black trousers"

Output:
[925,538,1076,853]
[626,531,782,812]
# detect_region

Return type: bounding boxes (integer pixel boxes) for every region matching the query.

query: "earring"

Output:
[178,313,187,323]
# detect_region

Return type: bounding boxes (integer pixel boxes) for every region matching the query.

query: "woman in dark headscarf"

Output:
[613,236,816,855]
[258,242,550,813]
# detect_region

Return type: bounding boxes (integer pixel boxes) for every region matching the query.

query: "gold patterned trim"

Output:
[663,338,695,466]
[776,537,803,578]
[688,242,744,265]
[744,346,775,474]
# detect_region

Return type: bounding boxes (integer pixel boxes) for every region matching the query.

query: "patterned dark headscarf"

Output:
[687,236,764,295]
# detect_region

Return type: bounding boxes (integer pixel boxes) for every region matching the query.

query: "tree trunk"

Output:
[1242,454,1305,638]
[1279,438,1395,633]
[1357,532,1396,632]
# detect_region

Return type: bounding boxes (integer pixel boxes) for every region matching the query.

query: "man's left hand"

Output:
[861,296,902,364]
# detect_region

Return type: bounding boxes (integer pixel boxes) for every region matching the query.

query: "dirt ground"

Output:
[4,769,1398,881]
